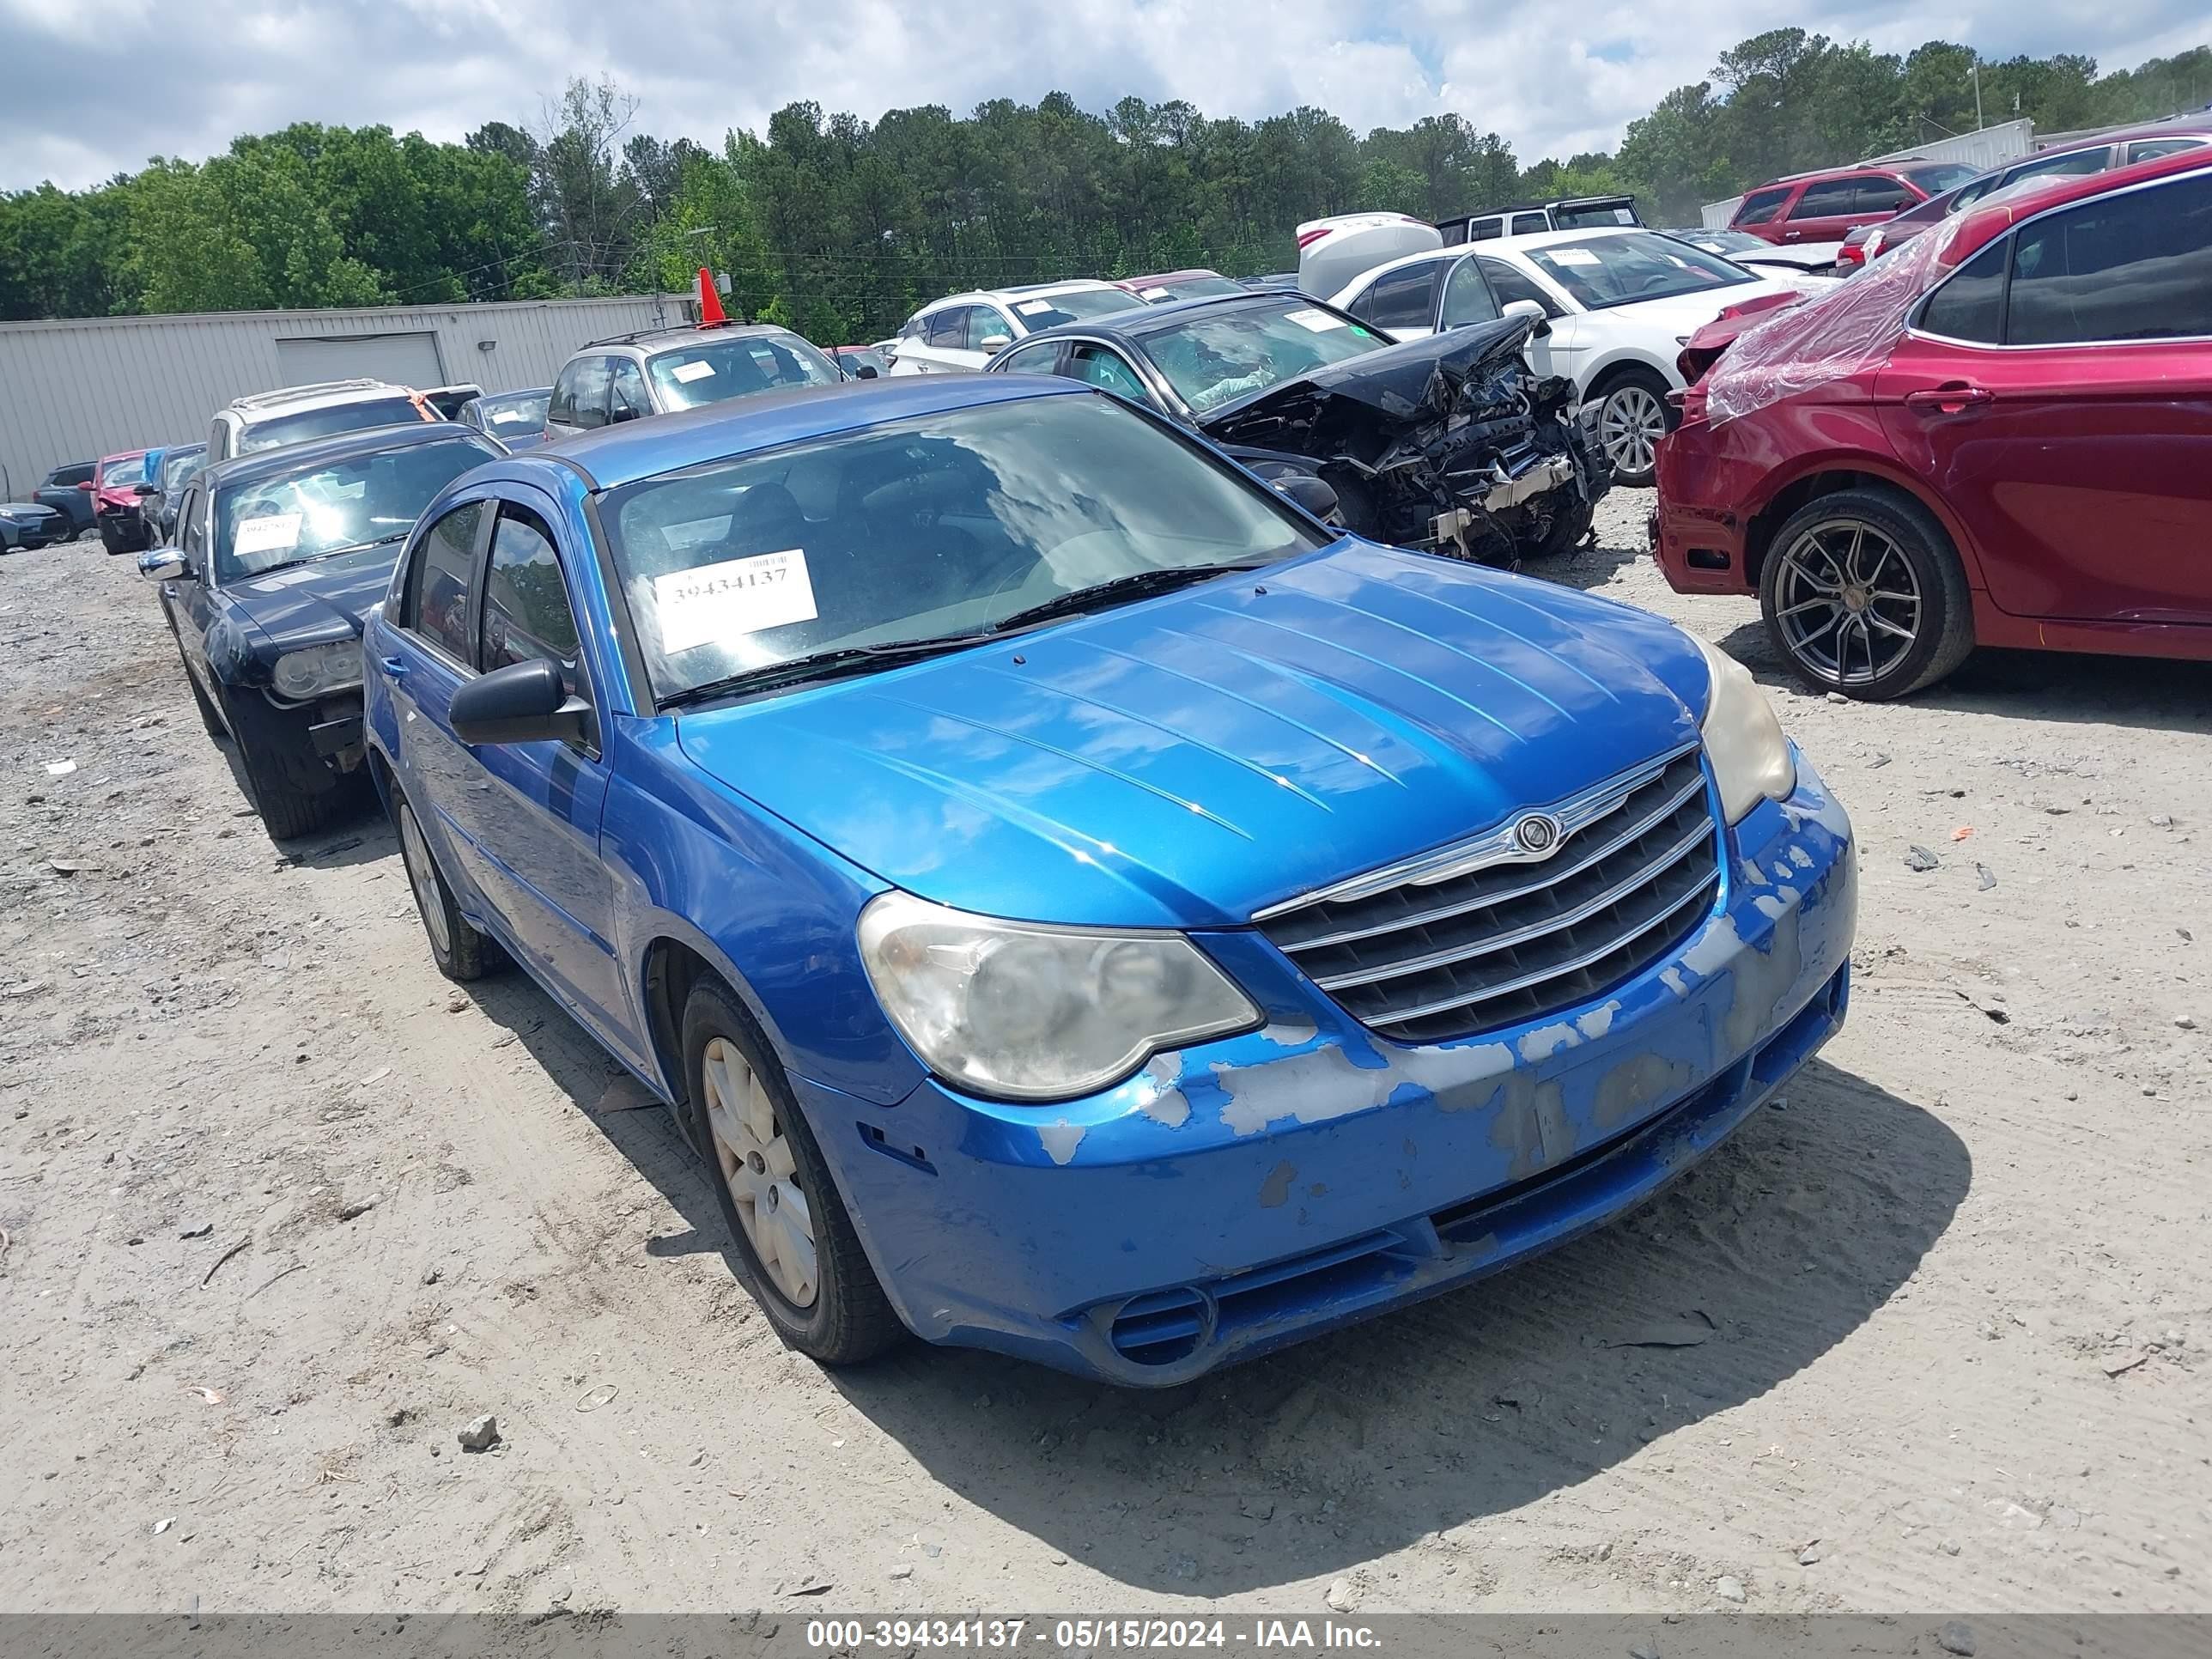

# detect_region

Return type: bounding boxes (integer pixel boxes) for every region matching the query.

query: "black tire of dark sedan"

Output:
[213,684,338,840]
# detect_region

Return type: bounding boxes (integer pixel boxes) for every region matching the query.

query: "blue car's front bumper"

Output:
[801,751,1857,1386]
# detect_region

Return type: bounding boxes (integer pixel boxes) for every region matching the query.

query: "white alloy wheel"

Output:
[398,804,451,957]
[702,1036,817,1307]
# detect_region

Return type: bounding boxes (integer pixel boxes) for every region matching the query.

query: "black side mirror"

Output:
[607,402,641,425]
[133,482,161,497]
[856,364,879,380]
[1272,473,1340,522]
[449,659,592,747]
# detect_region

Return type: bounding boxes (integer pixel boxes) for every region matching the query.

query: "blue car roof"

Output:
[539,375,1090,491]
[1013,289,1315,349]
[203,422,496,493]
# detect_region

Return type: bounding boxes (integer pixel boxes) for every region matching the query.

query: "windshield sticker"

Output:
[1282,307,1346,331]
[654,549,817,653]
[669,359,716,383]
[1141,287,1171,300]
[1547,247,1601,267]
[233,512,302,556]
[1015,300,1054,316]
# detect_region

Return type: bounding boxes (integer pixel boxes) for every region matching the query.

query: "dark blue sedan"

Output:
[142,422,501,837]
[363,375,1856,1384]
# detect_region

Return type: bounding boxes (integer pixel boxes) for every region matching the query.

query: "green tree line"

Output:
[3,32,2204,340]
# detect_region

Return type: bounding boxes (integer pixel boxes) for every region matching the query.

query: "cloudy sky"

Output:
[5,0,2206,191]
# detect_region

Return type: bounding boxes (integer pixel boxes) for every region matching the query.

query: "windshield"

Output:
[1133,276,1245,302]
[1904,163,1979,195]
[601,392,1323,702]
[1138,301,1394,413]
[161,448,206,489]
[1551,199,1639,228]
[476,392,550,431]
[239,398,428,455]
[1524,233,1754,309]
[1686,229,1764,253]
[97,454,149,488]
[215,437,494,583]
[646,334,841,410]
[1006,288,1145,328]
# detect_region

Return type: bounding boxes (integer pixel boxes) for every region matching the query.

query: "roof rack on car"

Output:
[228,378,393,410]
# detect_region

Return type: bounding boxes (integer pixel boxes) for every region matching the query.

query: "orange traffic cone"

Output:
[696,267,729,326]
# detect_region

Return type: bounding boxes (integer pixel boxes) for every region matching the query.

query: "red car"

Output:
[1652,148,2212,700]
[1729,159,1980,250]
[90,449,155,555]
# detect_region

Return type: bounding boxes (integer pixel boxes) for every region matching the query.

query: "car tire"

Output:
[215,685,335,840]
[1758,486,1975,701]
[394,792,494,981]
[1591,368,1672,489]
[1529,495,1595,561]
[98,523,124,556]
[682,979,904,1368]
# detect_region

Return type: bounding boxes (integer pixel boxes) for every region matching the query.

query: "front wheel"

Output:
[1759,486,1975,701]
[684,981,903,1366]
[1593,371,1671,488]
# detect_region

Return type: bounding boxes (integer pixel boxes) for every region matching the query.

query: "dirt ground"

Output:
[2,491,2207,1618]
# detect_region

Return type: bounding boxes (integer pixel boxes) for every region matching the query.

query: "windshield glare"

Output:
[1526,233,1753,309]
[1140,302,1393,412]
[1134,276,1245,301]
[161,449,205,489]
[1006,288,1146,329]
[479,392,550,428]
[240,398,428,455]
[603,393,1323,702]
[98,454,149,488]
[647,336,841,410]
[216,438,493,583]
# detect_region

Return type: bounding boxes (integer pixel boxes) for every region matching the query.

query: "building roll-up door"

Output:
[274,331,445,390]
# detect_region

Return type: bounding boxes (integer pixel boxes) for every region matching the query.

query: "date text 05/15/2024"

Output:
[805,1620,1385,1650]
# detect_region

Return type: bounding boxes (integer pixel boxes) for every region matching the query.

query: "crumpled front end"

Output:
[803,747,1856,1386]
[1206,318,1611,565]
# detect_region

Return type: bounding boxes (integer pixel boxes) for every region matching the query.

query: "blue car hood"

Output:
[676,541,1713,929]
[220,548,400,654]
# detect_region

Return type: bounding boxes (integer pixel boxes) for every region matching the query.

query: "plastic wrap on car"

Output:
[1704,221,1963,427]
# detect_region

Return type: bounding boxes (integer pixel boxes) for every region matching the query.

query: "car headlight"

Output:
[1688,632,1795,823]
[270,640,363,701]
[856,890,1259,1102]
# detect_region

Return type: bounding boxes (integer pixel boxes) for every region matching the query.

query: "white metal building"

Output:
[0,293,690,500]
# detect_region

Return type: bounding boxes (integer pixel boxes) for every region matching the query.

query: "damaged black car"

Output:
[983,290,1609,564]
[138,422,501,840]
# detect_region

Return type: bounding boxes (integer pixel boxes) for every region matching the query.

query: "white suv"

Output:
[207,380,439,464]
[888,282,1142,374]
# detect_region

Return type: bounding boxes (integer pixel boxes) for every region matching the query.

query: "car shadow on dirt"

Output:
[479,970,1966,1596]
[1711,618,2212,735]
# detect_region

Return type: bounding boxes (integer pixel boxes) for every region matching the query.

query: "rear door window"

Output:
[2127,138,2202,164]
[402,500,485,664]
[1855,176,1917,214]
[1465,217,1503,241]
[925,307,970,349]
[52,463,94,487]
[1510,212,1549,235]
[1789,179,1861,220]
[1353,260,1445,330]
[2005,170,2212,345]
[1735,187,1792,226]
[996,342,1064,375]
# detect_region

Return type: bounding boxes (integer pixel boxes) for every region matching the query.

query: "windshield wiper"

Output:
[988,562,1265,634]
[661,631,1002,707]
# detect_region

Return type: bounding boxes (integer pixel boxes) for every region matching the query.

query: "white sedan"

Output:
[1326,228,1830,485]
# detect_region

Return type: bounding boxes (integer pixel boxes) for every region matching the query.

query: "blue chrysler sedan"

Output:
[362,375,1856,1385]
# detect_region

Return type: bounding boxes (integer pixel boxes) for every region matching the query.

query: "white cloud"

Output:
[2,0,2204,189]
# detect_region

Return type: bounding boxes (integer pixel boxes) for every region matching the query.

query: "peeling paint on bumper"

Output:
[805,749,1856,1386]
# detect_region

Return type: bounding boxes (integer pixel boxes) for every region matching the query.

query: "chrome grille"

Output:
[1255,747,1719,1047]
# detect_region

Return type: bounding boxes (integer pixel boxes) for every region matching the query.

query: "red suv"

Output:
[1729,160,1980,248]
[1652,148,2212,700]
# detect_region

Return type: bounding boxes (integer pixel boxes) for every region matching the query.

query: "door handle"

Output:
[1784,231,1802,240]
[1904,384,1994,415]
[379,656,410,679]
